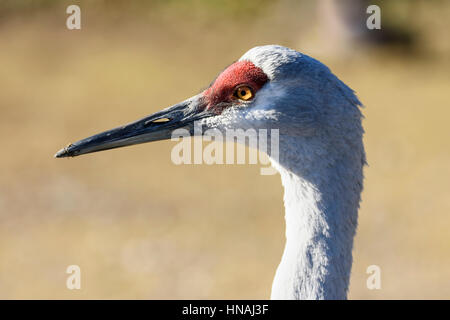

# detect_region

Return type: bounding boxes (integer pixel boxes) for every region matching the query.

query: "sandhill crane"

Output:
[55,45,365,300]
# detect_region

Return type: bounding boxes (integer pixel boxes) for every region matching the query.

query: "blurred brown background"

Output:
[0,0,449,299]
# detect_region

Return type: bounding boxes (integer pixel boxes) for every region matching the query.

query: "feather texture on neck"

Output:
[270,130,364,299]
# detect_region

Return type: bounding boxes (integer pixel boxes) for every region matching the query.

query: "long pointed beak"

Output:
[55,94,210,158]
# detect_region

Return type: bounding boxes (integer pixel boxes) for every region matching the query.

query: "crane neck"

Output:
[269,135,364,299]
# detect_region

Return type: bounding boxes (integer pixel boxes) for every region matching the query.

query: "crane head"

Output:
[55,45,362,158]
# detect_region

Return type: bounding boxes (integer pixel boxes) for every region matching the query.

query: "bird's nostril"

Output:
[152,118,171,123]
[144,118,171,126]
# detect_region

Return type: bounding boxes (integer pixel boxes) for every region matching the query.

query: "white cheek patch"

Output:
[241,82,286,121]
[200,82,287,132]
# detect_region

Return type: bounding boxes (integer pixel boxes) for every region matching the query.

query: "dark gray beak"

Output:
[55,94,210,158]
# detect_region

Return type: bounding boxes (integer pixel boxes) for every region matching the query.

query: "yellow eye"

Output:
[234,86,253,101]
